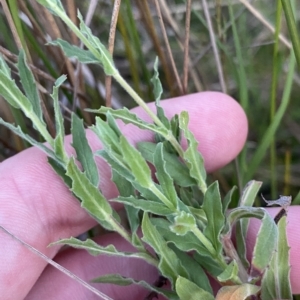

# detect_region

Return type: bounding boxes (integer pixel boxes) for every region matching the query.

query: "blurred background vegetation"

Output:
[0,0,300,295]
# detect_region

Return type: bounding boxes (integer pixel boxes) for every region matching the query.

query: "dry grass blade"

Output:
[105,0,122,108]
[183,0,192,94]
[238,0,291,49]
[0,225,113,300]
[201,0,226,93]
[0,0,22,51]
[154,0,184,95]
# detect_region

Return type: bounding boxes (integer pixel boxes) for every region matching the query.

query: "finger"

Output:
[0,92,247,299]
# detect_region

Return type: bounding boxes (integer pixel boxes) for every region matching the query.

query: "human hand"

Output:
[0,92,298,299]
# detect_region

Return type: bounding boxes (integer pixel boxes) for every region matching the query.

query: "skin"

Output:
[0,92,299,300]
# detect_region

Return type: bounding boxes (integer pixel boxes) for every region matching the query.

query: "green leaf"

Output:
[17,50,43,122]
[216,284,260,300]
[151,57,169,128]
[92,274,178,299]
[0,54,11,77]
[175,276,214,300]
[51,237,152,261]
[222,186,237,213]
[250,210,278,277]
[0,70,28,109]
[119,136,152,188]
[142,213,187,285]
[111,170,140,235]
[88,107,169,137]
[152,218,212,258]
[66,158,113,229]
[113,196,173,216]
[48,157,71,188]
[91,116,121,155]
[170,246,213,294]
[36,0,64,16]
[261,216,292,300]
[217,260,242,285]
[153,143,178,208]
[77,11,116,75]
[71,114,99,186]
[138,142,196,187]
[0,118,57,161]
[193,251,223,277]
[96,149,134,182]
[52,75,67,162]
[179,111,207,193]
[170,211,196,236]
[49,39,99,64]
[203,181,224,254]
[235,181,262,270]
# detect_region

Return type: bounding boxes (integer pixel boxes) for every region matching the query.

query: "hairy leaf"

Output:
[138,142,196,187]
[88,106,169,137]
[71,114,99,186]
[52,75,67,162]
[66,158,113,230]
[261,216,292,300]
[92,274,178,299]
[17,50,43,122]
[119,136,152,188]
[142,213,187,285]
[170,211,196,236]
[113,196,173,216]
[175,276,214,300]
[179,111,207,192]
[203,181,224,254]
[49,39,99,64]
[153,143,178,208]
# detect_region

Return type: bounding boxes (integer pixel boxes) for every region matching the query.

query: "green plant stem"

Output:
[114,73,184,156]
[281,0,300,70]
[191,226,227,269]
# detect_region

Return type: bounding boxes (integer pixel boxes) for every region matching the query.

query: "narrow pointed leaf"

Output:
[66,158,113,229]
[170,246,212,294]
[119,136,152,188]
[0,54,11,77]
[261,216,292,300]
[151,57,169,128]
[88,107,169,137]
[0,118,57,160]
[113,196,174,216]
[96,149,134,182]
[48,157,71,188]
[179,111,207,192]
[17,50,43,121]
[49,39,99,64]
[52,75,67,162]
[138,142,196,187]
[112,170,140,234]
[92,274,178,299]
[71,114,99,186]
[176,276,214,300]
[51,237,152,261]
[142,213,187,285]
[203,181,224,254]
[91,116,121,155]
[153,143,178,208]
[250,211,278,277]
[77,12,116,75]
